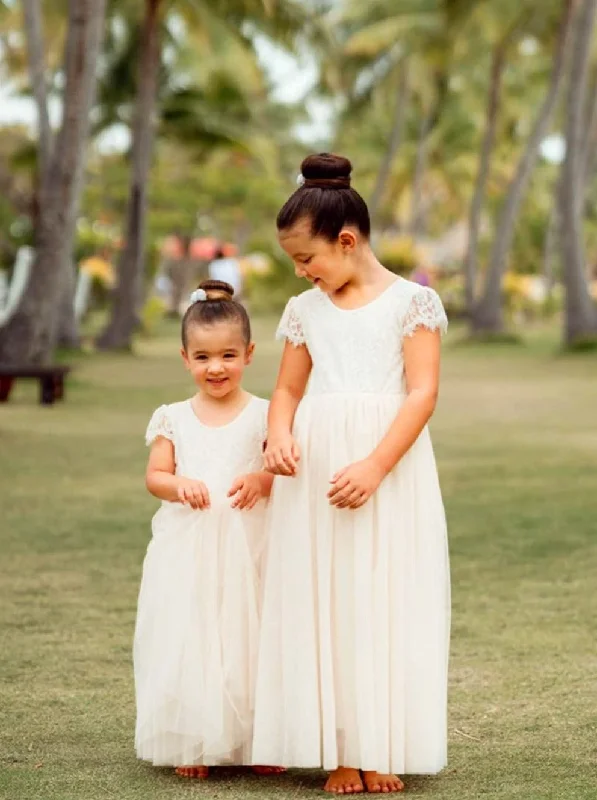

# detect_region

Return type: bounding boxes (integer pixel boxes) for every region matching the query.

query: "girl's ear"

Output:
[245,342,255,365]
[181,347,191,369]
[338,229,357,252]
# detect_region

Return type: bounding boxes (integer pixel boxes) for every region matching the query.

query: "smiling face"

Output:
[181,320,254,399]
[278,219,359,294]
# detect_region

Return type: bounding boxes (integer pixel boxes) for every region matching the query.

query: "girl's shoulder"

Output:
[145,400,189,446]
[393,278,448,337]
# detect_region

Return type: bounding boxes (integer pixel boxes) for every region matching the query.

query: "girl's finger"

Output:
[329,490,347,506]
[291,441,301,463]
[182,487,194,507]
[275,451,294,476]
[280,449,296,475]
[200,484,211,509]
[336,490,356,508]
[238,492,249,509]
[228,478,243,497]
[196,488,207,509]
[343,488,363,508]
[350,491,369,509]
[331,466,347,484]
[192,489,203,510]
[328,476,350,498]
[266,452,283,474]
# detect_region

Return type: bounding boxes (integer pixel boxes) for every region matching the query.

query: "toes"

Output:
[175,766,208,779]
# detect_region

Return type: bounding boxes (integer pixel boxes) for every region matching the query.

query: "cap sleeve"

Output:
[276,296,305,347]
[145,404,175,446]
[402,287,448,338]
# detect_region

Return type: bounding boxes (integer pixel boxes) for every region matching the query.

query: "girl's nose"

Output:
[295,264,306,278]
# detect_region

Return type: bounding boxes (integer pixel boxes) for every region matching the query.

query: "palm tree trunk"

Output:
[560,0,597,345]
[464,23,521,314]
[581,67,597,202]
[22,0,53,177]
[471,0,575,334]
[369,60,409,225]
[97,0,162,350]
[56,261,80,348]
[0,0,107,365]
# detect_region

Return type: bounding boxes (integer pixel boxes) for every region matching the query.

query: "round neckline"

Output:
[323,276,401,312]
[187,394,255,430]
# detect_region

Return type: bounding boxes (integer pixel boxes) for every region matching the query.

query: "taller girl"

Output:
[252,154,450,794]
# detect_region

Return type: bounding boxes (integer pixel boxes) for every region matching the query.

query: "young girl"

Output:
[252,154,450,794]
[134,280,278,778]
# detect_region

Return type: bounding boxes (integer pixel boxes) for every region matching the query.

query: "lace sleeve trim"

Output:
[402,287,448,338]
[145,405,175,446]
[276,297,306,347]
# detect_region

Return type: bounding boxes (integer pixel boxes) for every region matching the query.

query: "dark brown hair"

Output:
[181,280,251,349]
[276,153,371,241]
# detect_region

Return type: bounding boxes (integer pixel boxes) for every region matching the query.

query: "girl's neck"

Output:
[334,246,394,299]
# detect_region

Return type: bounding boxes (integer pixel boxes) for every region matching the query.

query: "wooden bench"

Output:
[0,365,71,405]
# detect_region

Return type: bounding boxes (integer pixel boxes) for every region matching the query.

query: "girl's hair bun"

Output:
[198,279,234,301]
[300,153,352,188]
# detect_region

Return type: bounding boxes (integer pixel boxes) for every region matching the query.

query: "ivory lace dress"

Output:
[252,279,450,775]
[134,396,268,767]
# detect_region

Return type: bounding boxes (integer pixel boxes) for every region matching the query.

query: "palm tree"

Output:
[327,0,479,227]
[471,0,576,335]
[97,0,306,350]
[559,0,597,346]
[0,0,107,364]
[463,7,531,314]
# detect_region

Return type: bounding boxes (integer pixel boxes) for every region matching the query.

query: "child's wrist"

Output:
[368,452,391,478]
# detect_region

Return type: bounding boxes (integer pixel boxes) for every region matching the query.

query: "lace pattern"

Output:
[402,287,448,338]
[146,404,175,446]
[276,297,306,346]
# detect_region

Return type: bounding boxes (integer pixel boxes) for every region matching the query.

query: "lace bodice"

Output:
[277,279,447,395]
[145,396,268,496]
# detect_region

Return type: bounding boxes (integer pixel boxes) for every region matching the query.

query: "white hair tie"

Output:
[296,173,305,187]
[189,288,207,304]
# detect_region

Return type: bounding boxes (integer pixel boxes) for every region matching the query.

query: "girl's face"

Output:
[278,219,358,294]
[181,321,254,399]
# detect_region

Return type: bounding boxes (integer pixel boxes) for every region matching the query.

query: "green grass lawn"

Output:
[1,319,596,800]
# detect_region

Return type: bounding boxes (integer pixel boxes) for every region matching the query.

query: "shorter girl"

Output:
[134,280,275,778]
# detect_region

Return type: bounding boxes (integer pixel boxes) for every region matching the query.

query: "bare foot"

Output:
[324,767,364,794]
[252,765,287,775]
[175,765,209,779]
[362,771,404,794]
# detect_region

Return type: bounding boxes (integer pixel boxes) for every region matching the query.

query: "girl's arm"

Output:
[146,437,210,509]
[328,328,441,508]
[371,327,441,472]
[264,342,312,476]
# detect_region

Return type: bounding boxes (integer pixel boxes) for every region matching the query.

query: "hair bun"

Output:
[198,279,234,301]
[300,153,352,188]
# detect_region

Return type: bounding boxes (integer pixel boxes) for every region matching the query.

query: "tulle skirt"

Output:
[134,498,266,766]
[252,392,450,775]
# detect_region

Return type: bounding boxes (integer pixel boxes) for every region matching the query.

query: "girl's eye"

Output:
[195,355,208,361]
[302,256,313,265]
[223,353,236,359]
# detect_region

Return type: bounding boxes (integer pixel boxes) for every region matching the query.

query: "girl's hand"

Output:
[177,477,210,510]
[263,433,301,476]
[228,473,265,510]
[328,458,386,509]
